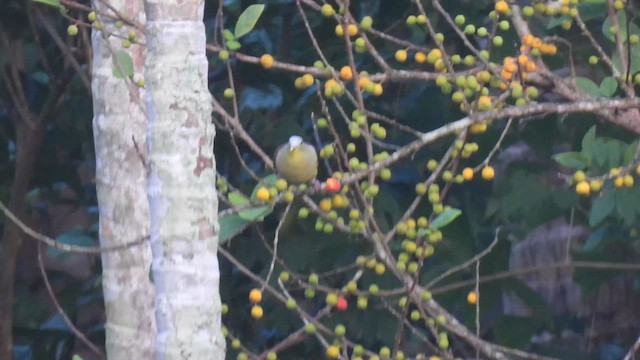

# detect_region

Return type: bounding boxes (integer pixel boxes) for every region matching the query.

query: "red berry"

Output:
[325,177,341,193]
[336,296,348,311]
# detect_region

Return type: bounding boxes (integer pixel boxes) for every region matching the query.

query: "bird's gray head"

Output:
[288,135,303,150]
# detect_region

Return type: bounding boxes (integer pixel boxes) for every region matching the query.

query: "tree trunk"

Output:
[91,0,156,358]
[143,0,225,358]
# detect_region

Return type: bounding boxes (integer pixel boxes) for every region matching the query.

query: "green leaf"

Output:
[112,50,134,79]
[547,15,571,29]
[32,0,62,9]
[589,192,615,226]
[583,227,607,251]
[429,208,461,230]
[576,2,606,22]
[234,4,265,39]
[238,205,272,221]
[575,77,600,97]
[616,190,636,225]
[606,140,622,167]
[219,214,250,244]
[226,40,241,51]
[552,152,590,169]
[602,12,640,43]
[612,43,640,78]
[599,76,618,97]
[593,139,608,166]
[623,140,638,165]
[228,191,250,206]
[581,126,596,160]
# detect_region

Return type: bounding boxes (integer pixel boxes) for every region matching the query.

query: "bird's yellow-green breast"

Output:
[275,140,318,184]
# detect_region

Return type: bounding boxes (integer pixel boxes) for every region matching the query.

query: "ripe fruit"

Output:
[325,177,341,193]
[467,290,478,304]
[336,296,348,311]
[256,187,270,201]
[495,0,509,14]
[260,54,274,69]
[462,167,474,181]
[395,49,408,63]
[326,345,340,359]
[321,4,334,17]
[249,288,262,303]
[415,51,427,63]
[481,166,495,181]
[340,66,353,80]
[347,24,359,36]
[576,180,590,196]
[251,305,263,319]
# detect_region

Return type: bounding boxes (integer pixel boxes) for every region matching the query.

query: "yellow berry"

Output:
[590,179,603,192]
[614,176,624,188]
[301,73,314,87]
[249,288,262,303]
[326,345,340,359]
[415,51,427,63]
[319,198,332,212]
[481,166,495,181]
[321,4,334,17]
[260,54,274,69]
[573,170,586,183]
[347,24,359,36]
[467,290,478,304]
[624,174,634,187]
[375,263,386,275]
[335,24,344,36]
[256,187,270,201]
[575,180,590,196]
[395,49,408,63]
[251,305,263,319]
[462,167,474,181]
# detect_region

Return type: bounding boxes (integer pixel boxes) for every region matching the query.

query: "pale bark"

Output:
[143,0,225,358]
[91,0,156,358]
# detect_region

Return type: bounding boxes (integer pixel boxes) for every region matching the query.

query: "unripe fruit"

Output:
[360,16,373,31]
[305,323,316,334]
[357,296,368,309]
[279,271,290,282]
[231,339,241,349]
[221,303,228,315]
[369,284,379,295]
[87,11,96,22]
[326,292,338,306]
[286,298,297,310]
[304,287,316,298]
[379,346,391,357]
[67,25,79,36]
[266,352,277,360]
[223,88,234,99]
[219,50,229,61]
[334,324,346,336]
[454,15,465,26]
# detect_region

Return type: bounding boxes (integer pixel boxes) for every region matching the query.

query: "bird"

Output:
[275,135,318,184]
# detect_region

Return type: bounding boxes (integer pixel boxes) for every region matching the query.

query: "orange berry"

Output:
[495,0,509,14]
[256,187,270,201]
[415,51,427,63]
[326,345,340,359]
[500,69,513,81]
[481,166,495,180]
[260,54,274,69]
[249,288,262,303]
[467,290,478,304]
[357,76,370,89]
[462,167,474,181]
[523,34,534,46]
[525,61,536,72]
[347,24,359,36]
[340,66,353,80]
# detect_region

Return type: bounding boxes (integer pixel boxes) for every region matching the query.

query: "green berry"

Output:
[67,25,79,36]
